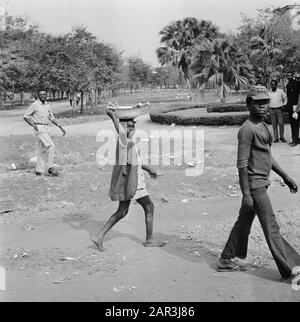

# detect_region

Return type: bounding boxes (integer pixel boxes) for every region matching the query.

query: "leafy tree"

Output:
[237,7,299,85]
[191,38,253,103]
[156,17,220,100]
[0,13,41,107]
[23,26,123,111]
[127,57,152,91]
[150,66,181,89]
[249,27,282,86]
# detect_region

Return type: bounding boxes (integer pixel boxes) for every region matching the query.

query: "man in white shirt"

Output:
[268,80,288,143]
[23,90,66,176]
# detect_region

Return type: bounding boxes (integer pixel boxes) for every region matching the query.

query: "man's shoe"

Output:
[35,172,42,176]
[274,139,279,143]
[283,273,300,285]
[280,138,287,143]
[48,167,59,177]
[290,142,298,147]
[216,258,247,272]
[231,257,250,268]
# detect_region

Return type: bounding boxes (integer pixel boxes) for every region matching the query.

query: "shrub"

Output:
[150,111,250,126]
[207,104,247,113]
[150,101,291,126]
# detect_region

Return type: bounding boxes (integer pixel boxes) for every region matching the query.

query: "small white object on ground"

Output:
[59,257,78,261]
[29,156,37,163]
[10,163,17,170]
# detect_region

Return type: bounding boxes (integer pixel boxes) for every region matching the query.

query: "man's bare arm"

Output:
[51,119,66,136]
[23,116,38,131]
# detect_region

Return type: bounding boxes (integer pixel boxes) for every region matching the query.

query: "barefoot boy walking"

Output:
[217,86,300,284]
[91,107,166,251]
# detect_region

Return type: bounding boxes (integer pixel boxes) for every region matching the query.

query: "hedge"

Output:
[150,100,291,126]
[150,111,250,126]
[207,104,247,113]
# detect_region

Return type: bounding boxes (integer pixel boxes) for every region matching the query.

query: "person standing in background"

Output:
[76,91,81,107]
[23,90,66,176]
[268,80,287,143]
[286,72,300,147]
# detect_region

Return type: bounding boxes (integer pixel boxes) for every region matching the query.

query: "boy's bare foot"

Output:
[143,240,167,248]
[90,235,105,252]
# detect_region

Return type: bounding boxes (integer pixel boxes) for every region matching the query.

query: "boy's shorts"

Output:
[132,166,148,200]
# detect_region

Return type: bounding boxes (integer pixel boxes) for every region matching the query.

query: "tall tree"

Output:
[0,13,41,106]
[156,17,219,100]
[249,26,282,86]
[191,38,253,103]
[236,7,298,85]
[127,57,152,91]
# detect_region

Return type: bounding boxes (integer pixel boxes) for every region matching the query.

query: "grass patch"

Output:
[56,105,107,119]
[0,135,101,172]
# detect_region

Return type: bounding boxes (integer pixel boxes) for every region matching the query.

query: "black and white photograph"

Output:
[0,0,300,304]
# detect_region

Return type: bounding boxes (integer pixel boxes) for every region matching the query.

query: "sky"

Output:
[1,0,298,66]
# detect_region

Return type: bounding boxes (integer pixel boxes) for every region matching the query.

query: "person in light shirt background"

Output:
[267,80,288,143]
[23,90,66,176]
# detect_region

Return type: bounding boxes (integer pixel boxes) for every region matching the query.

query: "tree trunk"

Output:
[80,91,84,114]
[186,78,192,101]
[20,91,25,106]
[266,56,269,89]
[220,76,226,103]
[97,88,102,104]
[0,88,4,109]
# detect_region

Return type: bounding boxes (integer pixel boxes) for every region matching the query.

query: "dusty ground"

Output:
[0,95,300,302]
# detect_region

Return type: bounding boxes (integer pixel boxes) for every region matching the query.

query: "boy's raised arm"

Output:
[106,107,126,141]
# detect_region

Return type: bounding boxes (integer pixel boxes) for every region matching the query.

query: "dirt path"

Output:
[1,192,300,302]
[1,112,300,302]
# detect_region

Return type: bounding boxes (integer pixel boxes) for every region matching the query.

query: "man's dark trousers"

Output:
[287,103,300,143]
[221,187,300,278]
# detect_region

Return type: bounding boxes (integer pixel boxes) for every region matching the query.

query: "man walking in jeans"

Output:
[217,85,300,284]
[268,80,287,143]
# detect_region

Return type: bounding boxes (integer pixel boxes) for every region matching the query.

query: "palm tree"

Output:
[156,18,219,100]
[191,38,253,103]
[250,27,282,86]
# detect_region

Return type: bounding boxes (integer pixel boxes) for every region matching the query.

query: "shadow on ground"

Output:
[63,212,282,284]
